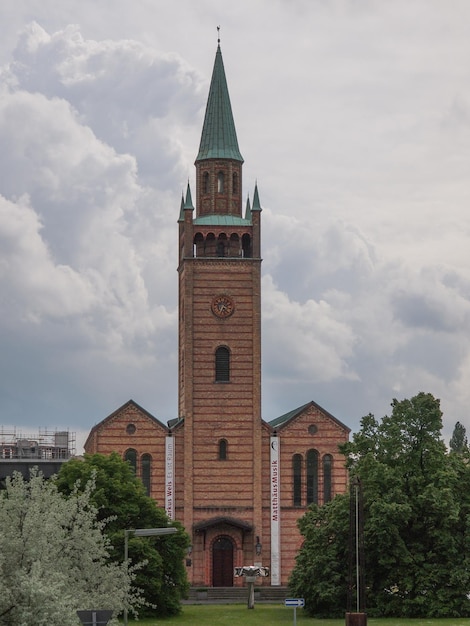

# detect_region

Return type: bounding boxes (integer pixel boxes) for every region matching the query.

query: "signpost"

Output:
[284,598,305,626]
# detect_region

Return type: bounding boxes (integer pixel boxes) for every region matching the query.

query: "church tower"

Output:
[84,38,351,591]
[177,42,263,585]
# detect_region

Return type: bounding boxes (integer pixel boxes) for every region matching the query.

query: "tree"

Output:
[450,421,468,453]
[289,495,350,617]
[290,392,470,618]
[56,452,189,617]
[0,469,143,626]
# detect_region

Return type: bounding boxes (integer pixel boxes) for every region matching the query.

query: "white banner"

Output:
[165,436,175,520]
[270,436,280,585]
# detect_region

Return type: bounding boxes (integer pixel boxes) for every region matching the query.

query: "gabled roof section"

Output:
[196,45,243,163]
[269,403,311,429]
[268,400,351,433]
[167,417,184,430]
[84,399,168,449]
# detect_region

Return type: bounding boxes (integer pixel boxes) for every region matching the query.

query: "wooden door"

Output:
[212,536,234,587]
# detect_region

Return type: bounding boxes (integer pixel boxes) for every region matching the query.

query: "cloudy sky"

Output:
[1,0,469,453]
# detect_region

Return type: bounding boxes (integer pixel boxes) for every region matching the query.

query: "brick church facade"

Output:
[84,43,350,587]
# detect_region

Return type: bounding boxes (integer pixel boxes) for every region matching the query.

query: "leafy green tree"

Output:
[450,421,468,453]
[290,392,470,618]
[0,469,143,626]
[289,494,350,617]
[56,452,189,617]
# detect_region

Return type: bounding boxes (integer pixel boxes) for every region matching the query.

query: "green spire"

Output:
[252,183,262,211]
[245,195,252,221]
[184,182,194,210]
[178,192,185,222]
[196,45,243,163]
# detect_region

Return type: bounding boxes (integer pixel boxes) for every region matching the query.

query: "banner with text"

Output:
[165,436,175,520]
[270,436,280,585]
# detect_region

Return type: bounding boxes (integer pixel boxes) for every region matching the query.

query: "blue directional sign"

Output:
[285,598,305,607]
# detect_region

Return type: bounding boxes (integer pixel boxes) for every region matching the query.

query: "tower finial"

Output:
[217,25,220,45]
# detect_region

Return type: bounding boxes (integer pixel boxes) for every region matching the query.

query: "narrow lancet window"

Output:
[306,449,319,505]
[323,454,333,503]
[141,453,151,496]
[232,172,238,194]
[124,448,137,474]
[219,439,228,460]
[215,346,230,382]
[293,453,302,506]
[217,171,224,193]
[203,171,210,194]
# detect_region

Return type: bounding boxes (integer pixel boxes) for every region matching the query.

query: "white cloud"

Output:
[262,273,358,383]
[0,194,94,321]
[4,22,204,187]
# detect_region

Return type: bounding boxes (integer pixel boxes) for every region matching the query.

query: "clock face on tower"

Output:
[211,295,235,319]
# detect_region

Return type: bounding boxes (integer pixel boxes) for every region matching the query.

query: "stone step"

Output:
[185,586,290,604]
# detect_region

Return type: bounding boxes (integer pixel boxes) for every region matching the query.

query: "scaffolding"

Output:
[0,427,76,461]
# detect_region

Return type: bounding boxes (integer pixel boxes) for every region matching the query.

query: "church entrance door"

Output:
[212,536,234,587]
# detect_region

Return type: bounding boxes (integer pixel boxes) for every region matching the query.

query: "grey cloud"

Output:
[393,293,457,333]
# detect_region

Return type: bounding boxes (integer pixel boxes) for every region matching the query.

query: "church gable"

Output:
[85,399,168,452]
[271,401,349,510]
[269,400,350,436]
[84,400,168,503]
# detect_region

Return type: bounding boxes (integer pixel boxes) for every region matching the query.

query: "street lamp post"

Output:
[123,527,177,626]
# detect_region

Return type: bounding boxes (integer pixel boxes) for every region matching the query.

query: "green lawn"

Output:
[125,604,470,625]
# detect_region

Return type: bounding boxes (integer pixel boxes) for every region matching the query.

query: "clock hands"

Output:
[211,296,234,318]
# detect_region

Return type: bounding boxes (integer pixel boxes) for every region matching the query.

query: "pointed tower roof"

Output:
[178,192,185,222]
[245,195,252,221]
[252,183,262,211]
[196,45,244,163]
[184,181,194,210]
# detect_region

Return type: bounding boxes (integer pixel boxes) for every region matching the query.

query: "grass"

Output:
[125,604,470,625]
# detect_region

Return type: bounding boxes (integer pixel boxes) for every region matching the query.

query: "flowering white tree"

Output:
[0,470,144,626]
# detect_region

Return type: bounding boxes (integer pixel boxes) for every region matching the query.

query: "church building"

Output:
[84,42,350,587]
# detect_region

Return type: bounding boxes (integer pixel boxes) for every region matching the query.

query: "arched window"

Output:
[194,232,204,257]
[215,346,230,382]
[124,448,137,474]
[217,171,224,193]
[323,454,333,503]
[293,454,302,506]
[203,171,210,194]
[219,439,228,460]
[205,233,216,256]
[216,240,225,257]
[141,453,151,496]
[229,233,240,257]
[306,449,319,505]
[242,234,252,258]
[232,172,238,194]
